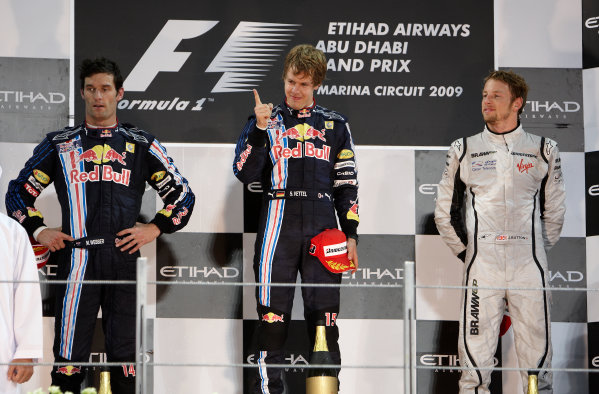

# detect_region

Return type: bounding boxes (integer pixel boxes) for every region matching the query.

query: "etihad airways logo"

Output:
[342,267,403,282]
[160,265,240,279]
[247,353,308,373]
[418,353,499,369]
[120,20,299,112]
[0,90,66,112]
[586,16,599,33]
[418,183,438,195]
[0,91,65,104]
[522,100,580,120]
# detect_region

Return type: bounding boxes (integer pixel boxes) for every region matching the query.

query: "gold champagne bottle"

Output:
[527,373,538,394]
[99,369,112,394]
[306,321,338,394]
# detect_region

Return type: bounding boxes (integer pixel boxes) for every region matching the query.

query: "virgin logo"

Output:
[517,159,533,174]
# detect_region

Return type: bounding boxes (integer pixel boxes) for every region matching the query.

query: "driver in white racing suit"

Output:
[434,70,566,393]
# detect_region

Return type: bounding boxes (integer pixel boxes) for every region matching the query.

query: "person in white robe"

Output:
[0,165,43,394]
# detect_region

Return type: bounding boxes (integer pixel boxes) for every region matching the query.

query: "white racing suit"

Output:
[434,124,566,393]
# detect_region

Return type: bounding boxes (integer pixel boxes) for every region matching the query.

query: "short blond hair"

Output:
[484,70,529,115]
[282,44,327,87]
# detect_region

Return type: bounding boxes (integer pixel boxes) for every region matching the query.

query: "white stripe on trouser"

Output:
[258,351,270,393]
[459,243,551,393]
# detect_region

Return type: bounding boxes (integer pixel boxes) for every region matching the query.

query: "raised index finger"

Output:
[253,89,262,105]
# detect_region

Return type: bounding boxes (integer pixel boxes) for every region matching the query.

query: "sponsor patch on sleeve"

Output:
[158,204,176,217]
[151,171,166,182]
[337,149,354,159]
[334,161,355,169]
[347,201,359,222]
[27,176,45,192]
[544,139,555,156]
[27,207,43,218]
[12,210,26,223]
[33,169,50,184]
[334,179,357,187]
[24,183,39,197]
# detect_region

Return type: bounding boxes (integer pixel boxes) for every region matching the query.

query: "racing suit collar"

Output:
[483,121,523,149]
[84,121,119,138]
[283,98,316,118]
[484,120,520,135]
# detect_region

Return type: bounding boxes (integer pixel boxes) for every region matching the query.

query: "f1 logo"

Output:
[124,20,300,93]
[125,20,219,91]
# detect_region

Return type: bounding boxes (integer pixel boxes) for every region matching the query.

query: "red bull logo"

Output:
[304,127,326,141]
[70,165,131,186]
[77,149,100,163]
[262,312,285,323]
[56,365,81,376]
[104,148,127,165]
[76,145,127,166]
[236,144,253,171]
[279,127,301,140]
[278,124,326,142]
[298,108,311,118]
[172,207,188,225]
[272,142,330,162]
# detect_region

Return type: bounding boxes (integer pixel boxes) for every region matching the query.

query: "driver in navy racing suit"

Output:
[233,44,359,393]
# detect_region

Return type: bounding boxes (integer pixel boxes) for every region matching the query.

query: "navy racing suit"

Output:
[233,100,359,393]
[6,122,195,394]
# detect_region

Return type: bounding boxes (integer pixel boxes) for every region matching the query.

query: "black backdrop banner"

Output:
[75,0,493,145]
[583,0,599,69]
[586,151,599,237]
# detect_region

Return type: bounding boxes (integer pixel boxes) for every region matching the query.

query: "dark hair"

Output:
[483,70,529,115]
[79,57,124,91]
[282,44,327,87]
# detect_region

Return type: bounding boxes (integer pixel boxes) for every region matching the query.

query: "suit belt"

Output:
[66,235,116,249]
[265,189,332,201]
